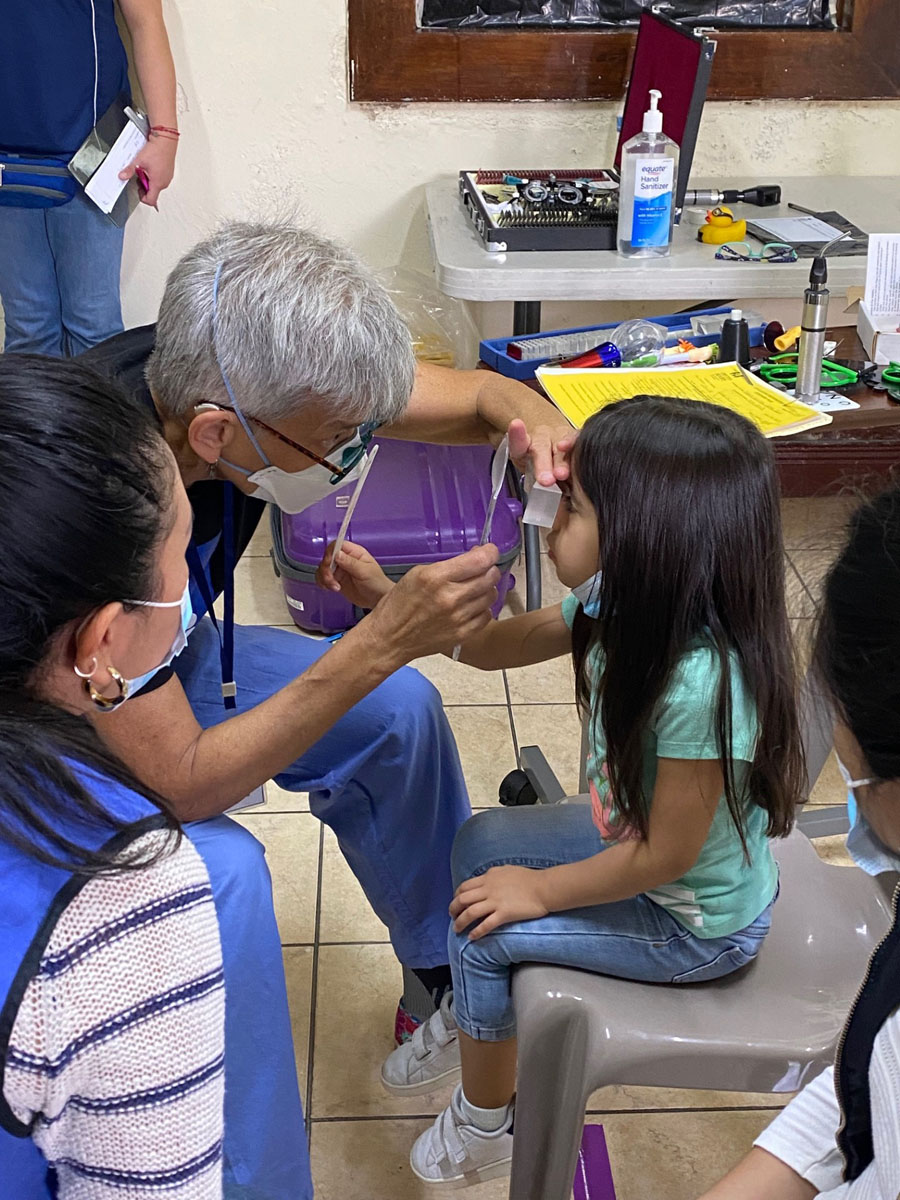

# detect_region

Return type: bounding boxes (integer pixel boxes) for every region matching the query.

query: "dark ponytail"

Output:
[814,488,900,782]
[0,354,180,874]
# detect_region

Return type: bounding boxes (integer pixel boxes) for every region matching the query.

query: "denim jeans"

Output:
[449,804,775,1041]
[0,190,124,355]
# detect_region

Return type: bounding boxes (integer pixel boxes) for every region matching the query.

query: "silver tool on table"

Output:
[794,232,850,406]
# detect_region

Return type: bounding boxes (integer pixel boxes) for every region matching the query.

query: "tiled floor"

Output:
[231,496,854,1199]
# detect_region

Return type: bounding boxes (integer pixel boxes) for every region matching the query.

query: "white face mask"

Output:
[120,581,195,701]
[836,755,900,877]
[573,570,603,617]
[220,428,369,514]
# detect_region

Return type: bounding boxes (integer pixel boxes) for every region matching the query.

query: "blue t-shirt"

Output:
[0,0,129,155]
[562,592,777,939]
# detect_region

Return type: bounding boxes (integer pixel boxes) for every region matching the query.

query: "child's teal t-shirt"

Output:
[561,593,777,940]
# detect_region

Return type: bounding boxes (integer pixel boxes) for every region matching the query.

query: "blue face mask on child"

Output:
[837,756,900,877]
[573,570,603,618]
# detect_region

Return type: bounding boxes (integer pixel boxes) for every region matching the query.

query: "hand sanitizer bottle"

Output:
[616,89,679,259]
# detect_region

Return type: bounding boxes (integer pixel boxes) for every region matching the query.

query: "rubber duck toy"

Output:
[698,205,747,245]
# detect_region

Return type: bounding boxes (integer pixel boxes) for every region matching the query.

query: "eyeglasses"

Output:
[715,241,798,263]
[219,406,378,482]
[758,353,859,390]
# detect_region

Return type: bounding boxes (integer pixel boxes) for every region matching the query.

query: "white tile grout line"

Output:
[502,670,521,770]
[305,1104,786,1124]
[304,822,325,1137]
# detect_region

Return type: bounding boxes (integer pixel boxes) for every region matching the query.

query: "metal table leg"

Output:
[513,301,543,612]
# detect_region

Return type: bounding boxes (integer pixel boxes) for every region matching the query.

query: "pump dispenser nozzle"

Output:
[643,89,663,134]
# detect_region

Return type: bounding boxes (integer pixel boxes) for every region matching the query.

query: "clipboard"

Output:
[68,91,148,227]
[746,209,868,259]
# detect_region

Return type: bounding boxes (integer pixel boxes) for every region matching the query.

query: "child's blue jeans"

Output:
[448,804,775,1042]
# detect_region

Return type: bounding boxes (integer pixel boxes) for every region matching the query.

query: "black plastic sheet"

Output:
[419,0,832,29]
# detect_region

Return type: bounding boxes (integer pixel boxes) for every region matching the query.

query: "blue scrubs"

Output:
[184,817,311,1200]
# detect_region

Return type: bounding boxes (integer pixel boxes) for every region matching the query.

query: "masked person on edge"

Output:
[699,489,900,1200]
[0,356,225,1199]
[77,221,572,1198]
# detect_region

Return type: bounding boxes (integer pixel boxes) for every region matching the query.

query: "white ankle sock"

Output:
[459,1088,511,1133]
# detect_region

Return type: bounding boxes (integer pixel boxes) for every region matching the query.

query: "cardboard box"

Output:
[858,234,900,365]
[858,300,900,365]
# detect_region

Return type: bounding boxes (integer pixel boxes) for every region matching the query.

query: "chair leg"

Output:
[800,667,834,799]
[510,1001,592,1200]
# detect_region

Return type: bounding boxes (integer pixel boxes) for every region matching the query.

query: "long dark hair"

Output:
[814,488,900,781]
[571,396,803,847]
[0,355,180,874]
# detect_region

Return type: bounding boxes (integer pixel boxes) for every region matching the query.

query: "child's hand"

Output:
[316,540,394,610]
[450,865,549,940]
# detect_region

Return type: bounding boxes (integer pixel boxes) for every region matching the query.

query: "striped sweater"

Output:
[3,831,225,1199]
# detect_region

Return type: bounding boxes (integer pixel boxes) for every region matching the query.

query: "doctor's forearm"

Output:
[101,620,406,822]
[472,370,567,444]
[174,623,410,819]
[387,362,562,445]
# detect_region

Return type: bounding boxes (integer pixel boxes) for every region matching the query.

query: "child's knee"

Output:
[450,808,507,888]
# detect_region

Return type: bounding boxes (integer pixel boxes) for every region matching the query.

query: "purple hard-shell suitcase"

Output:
[270,438,523,635]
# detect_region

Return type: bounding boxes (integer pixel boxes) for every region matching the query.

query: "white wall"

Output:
[112,1,899,335]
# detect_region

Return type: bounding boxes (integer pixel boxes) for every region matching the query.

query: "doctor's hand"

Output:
[317,541,394,610]
[368,544,501,666]
[507,417,574,486]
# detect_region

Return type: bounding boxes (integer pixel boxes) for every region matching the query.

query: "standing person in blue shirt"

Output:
[0,0,178,355]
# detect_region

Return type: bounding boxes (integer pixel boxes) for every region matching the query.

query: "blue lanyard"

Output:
[185,482,237,710]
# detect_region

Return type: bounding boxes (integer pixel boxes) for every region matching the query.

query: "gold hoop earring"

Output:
[73,656,98,680]
[83,665,128,711]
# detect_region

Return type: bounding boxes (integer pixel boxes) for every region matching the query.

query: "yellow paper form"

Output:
[536,362,832,438]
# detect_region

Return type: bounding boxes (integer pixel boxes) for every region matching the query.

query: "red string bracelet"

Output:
[150,125,180,137]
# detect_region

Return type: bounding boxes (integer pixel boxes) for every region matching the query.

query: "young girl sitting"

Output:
[327,395,805,1189]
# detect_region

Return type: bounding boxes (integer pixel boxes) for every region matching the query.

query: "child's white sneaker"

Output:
[410,1084,514,1188]
[381,991,461,1096]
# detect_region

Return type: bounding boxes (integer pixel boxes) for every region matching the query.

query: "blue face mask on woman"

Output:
[121,581,195,698]
[836,756,900,876]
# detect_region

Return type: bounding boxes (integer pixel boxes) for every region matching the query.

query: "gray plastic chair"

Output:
[508,821,894,1200]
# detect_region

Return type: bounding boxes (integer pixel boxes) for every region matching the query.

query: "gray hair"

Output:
[145,221,416,425]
